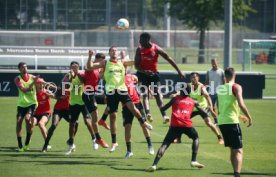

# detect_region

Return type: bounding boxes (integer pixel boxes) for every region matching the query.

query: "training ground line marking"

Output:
[150,130,261,174]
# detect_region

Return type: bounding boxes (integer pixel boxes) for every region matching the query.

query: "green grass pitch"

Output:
[0,97,275,177]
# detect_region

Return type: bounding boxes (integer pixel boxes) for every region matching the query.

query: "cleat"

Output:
[218,138,224,145]
[144,122,153,131]
[163,116,170,124]
[148,146,154,155]
[191,161,205,169]
[92,139,99,150]
[41,148,47,153]
[23,145,30,151]
[98,119,110,130]
[146,114,153,122]
[17,148,24,152]
[109,143,119,152]
[146,165,156,172]
[65,144,76,155]
[95,139,109,148]
[124,151,133,159]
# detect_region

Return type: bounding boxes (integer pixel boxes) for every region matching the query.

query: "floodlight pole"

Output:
[224,0,232,68]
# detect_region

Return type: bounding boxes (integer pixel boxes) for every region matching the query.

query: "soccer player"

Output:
[86,47,152,153]
[28,78,53,150]
[147,83,205,172]
[41,74,78,152]
[217,67,253,177]
[14,62,39,151]
[189,72,223,144]
[123,72,154,159]
[83,51,109,148]
[135,32,184,123]
[65,61,98,155]
[205,58,225,124]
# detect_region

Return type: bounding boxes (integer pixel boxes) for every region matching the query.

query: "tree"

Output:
[165,0,255,63]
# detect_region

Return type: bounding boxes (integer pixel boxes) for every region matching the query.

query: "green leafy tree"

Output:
[165,0,255,63]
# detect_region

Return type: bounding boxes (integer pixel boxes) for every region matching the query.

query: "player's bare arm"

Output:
[202,87,217,118]
[86,50,94,70]
[234,84,253,127]
[123,60,135,66]
[160,97,176,112]
[15,75,39,93]
[157,47,184,78]
[87,60,106,70]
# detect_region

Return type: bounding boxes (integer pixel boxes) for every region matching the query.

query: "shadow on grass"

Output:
[111,166,199,172]
[0,146,18,152]
[212,172,276,176]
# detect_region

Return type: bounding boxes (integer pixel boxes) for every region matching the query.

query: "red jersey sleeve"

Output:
[14,77,22,87]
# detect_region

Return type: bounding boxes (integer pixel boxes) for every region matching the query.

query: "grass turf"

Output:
[0,97,276,177]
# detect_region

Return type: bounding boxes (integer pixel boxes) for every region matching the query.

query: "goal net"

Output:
[242,39,276,71]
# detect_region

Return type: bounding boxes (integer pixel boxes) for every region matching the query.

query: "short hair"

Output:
[70,61,79,66]
[18,62,26,69]
[109,46,117,52]
[224,67,235,78]
[140,32,151,40]
[95,53,105,60]
[190,72,200,77]
[179,82,191,96]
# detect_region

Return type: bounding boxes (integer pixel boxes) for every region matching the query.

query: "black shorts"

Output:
[33,113,51,123]
[191,107,210,119]
[210,94,218,106]
[69,104,90,122]
[219,124,243,149]
[106,90,132,113]
[163,127,198,144]
[136,71,160,87]
[82,91,97,113]
[53,109,70,122]
[95,94,106,105]
[16,104,36,118]
[122,102,145,126]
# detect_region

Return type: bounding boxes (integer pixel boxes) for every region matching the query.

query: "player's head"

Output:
[18,62,28,74]
[70,61,80,72]
[211,58,218,70]
[109,46,118,59]
[120,50,126,60]
[224,67,235,80]
[139,32,151,47]
[35,78,45,90]
[190,72,200,84]
[179,82,191,96]
[95,53,105,62]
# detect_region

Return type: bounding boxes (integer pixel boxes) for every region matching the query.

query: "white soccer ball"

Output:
[116,18,129,30]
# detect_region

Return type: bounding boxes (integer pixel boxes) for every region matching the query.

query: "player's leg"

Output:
[81,106,98,150]
[125,99,152,131]
[184,127,204,168]
[151,73,169,123]
[23,105,36,150]
[16,107,25,151]
[83,93,108,148]
[210,94,218,124]
[42,111,62,152]
[98,106,110,130]
[122,106,134,158]
[66,105,80,154]
[147,127,178,171]
[203,116,224,144]
[37,114,50,140]
[136,103,154,154]
[231,148,243,177]
[106,91,120,152]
